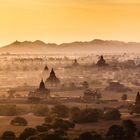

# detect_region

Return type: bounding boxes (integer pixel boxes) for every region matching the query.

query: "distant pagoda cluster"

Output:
[28,67,60,98]
[70,55,108,67]
[28,55,109,98]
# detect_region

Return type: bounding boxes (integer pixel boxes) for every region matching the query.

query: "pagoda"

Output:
[45,68,60,86]
[72,59,79,67]
[133,91,140,114]
[96,55,108,67]
[28,79,50,98]
[39,79,46,93]
[44,65,49,71]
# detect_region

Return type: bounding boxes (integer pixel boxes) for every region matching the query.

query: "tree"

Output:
[51,105,69,118]
[122,119,137,140]
[36,125,48,132]
[19,128,37,140]
[121,94,128,102]
[2,131,16,140]
[38,132,69,140]
[106,125,124,140]
[10,117,28,126]
[52,118,75,131]
[79,131,102,140]
[27,136,42,140]
[137,130,140,138]
[104,109,121,120]
[70,108,103,123]
[44,115,54,123]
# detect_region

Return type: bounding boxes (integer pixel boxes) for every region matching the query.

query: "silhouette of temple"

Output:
[39,79,46,93]
[45,68,60,86]
[28,79,50,98]
[72,59,79,67]
[133,91,140,114]
[96,55,108,67]
[44,65,48,71]
[135,91,140,106]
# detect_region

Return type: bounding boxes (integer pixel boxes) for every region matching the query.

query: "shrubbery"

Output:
[52,118,75,130]
[10,117,28,126]
[2,131,16,140]
[70,108,103,123]
[51,105,69,118]
[104,108,121,120]
[19,128,37,140]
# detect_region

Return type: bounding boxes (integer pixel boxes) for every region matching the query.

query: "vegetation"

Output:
[104,109,121,120]
[2,131,16,140]
[51,105,69,118]
[70,108,103,123]
[19,128,37,140]
[10,117,28,126]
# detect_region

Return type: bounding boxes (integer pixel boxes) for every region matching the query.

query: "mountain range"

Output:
[0,39,140,54]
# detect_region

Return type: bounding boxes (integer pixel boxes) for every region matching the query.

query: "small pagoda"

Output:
[45,68,60,86]
[96,55,108,67]
[72,59,79,67]
[44,65,49,71]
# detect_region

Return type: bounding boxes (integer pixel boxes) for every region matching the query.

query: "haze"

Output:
[0,0,140,46]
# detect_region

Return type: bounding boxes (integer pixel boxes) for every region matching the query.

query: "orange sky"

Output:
[0,0,140,46]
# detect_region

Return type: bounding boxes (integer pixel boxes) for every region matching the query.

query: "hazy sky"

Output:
[0,0,140,46]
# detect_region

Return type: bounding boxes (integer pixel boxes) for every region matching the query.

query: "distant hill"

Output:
[0,39,140,54]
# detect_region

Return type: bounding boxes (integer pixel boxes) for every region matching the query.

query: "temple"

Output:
[72,59,79,67]
[133,91,140,114]
[45,68,60,86]
[135,91,140,106]
[28,79,50,98]
[44,65,48,71]
[96,55,108,67]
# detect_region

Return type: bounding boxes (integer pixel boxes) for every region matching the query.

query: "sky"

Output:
[0,0,140,46]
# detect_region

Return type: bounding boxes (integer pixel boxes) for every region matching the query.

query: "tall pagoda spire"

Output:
[39,79,45,92]
[133,91,140,114]
[45,68,60,86]
[135,91,140,105]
